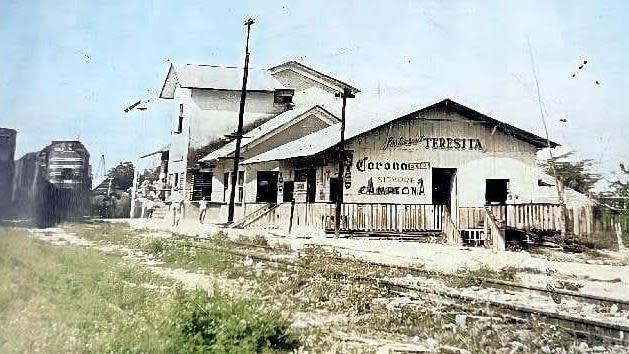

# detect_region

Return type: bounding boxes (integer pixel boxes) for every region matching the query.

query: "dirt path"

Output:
[122,218,629,302]
[26,226,426,353]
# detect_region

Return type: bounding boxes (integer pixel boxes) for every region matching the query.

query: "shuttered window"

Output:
[191,172,212,201]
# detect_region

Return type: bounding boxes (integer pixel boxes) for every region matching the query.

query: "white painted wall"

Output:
[340,108,537,206]
[167,86,192,191]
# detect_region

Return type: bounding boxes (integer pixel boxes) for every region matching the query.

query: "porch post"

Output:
[334,88,355,237]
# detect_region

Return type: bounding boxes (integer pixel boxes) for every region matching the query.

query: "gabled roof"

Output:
[270,61,360,94]
[199,105,338,163]
[160,63,287,99]
[244,98,559,165]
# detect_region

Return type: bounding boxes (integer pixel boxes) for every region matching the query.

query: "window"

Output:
[274,89,293,104]
[174,173,178,187]
[61,168,73,180]
[223,172,230,202]
[191,172,212,201]
[238,171,245,203]
[176,104,184,134]
[485,179,509,205]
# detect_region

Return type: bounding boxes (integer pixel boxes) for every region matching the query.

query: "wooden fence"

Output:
[247,202,444,233]
[459,204,563,232]
[245,201,626,249]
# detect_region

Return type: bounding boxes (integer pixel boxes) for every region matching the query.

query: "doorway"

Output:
[282,181,294,202]
[432,168,457,210]
[485,179,509,205]
[256,171,278,203]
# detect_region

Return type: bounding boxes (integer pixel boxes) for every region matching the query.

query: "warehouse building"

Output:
[239,98,604,248]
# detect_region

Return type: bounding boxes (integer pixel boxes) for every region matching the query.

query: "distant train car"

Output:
[12,141,91,227]
[0,128,17,216]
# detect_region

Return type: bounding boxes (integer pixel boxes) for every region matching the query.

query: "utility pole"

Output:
[527,39,567,237]
[227,18,255,224]
[334,88,355,237]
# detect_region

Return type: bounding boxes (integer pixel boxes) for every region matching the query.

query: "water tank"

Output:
[0,128,17,215]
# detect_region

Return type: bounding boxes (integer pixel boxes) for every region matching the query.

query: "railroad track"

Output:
[221,239,629,310]
[161,235,629,345]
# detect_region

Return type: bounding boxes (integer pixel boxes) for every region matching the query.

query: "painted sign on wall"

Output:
[381,135,483,151]
[293,181,307,203]
[356,157,430,172]
[346,155,431,203]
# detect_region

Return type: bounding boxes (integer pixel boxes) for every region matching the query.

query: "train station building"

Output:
[141,60,618,249]
[239,98,603,246]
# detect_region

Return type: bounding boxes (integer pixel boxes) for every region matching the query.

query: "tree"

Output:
[605,163,629,210]
[107,161,134,190]
[139,165,160,184]
[540,152,601,195]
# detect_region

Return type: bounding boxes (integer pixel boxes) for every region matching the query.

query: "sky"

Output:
[1,0,627,187]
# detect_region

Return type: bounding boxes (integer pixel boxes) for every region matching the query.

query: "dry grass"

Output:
[0,226,297,353]
[58,222,603,353]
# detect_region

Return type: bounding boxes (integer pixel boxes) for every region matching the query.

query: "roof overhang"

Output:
[270,61,360,95]
[199,105,339,163]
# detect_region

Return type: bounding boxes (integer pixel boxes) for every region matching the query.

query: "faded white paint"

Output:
[269,106,592,213]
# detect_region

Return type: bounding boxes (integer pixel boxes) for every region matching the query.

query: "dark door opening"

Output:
[282,181,294,202]
[295,169,316,203]
[256,171,278,203]
[432,168,457,209]
[329,177,340,202]
[485,179,509,205]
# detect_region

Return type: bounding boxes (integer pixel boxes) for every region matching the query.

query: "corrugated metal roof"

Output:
[199,104,338,162]
[161,63,286,97]
[244,98,560,164]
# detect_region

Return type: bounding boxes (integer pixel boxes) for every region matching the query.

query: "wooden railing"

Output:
[459,204,563,231]
[230,203,274,229]
[244,202,445,233]
[325,203,444,233]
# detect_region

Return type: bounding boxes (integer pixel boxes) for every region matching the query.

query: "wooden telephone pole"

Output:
[227,18,255,224]
[334,88,355,237]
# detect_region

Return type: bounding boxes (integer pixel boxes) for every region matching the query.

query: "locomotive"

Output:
[12,141,91,227]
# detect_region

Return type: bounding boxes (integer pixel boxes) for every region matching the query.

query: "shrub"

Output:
[168,288,298,353]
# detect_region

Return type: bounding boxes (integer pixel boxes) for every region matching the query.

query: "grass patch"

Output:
[447,265,519,288]
[59,222,593,353]
[171,288,298,352]
[0,227,297,353]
